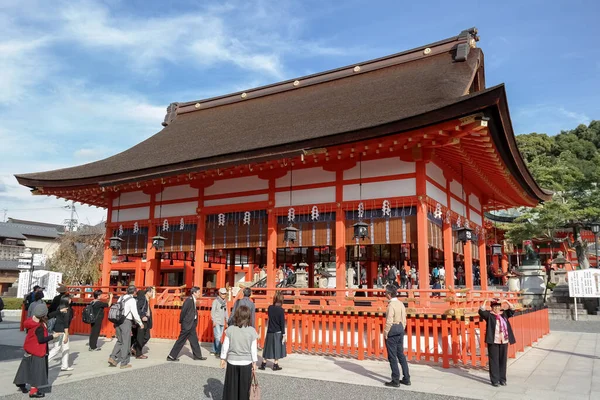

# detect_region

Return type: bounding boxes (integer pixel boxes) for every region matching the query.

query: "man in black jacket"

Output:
[166,286,207,362]
[132,287,154,359]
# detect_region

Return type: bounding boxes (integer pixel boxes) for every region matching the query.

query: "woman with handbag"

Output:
[258,291,286,371]
[478,298,516,387]
[220,305,259,400]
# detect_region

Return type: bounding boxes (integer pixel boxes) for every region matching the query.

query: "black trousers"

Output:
[133,327,151,354]
[168,322,203,359]
[487,343,508,384]
[222,363,252,400]
[89,321,102,349]
[385,327,410,382]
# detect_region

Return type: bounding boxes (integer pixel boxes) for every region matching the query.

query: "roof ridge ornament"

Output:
[454,27,479,62]
[162,102,179,127]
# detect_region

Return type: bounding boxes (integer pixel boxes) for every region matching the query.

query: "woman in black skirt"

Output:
[259,291,286,371]
[220,305,258,400]
[14,303,54,398]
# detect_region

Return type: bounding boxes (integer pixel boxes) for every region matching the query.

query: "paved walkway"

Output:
[0,317,598,399]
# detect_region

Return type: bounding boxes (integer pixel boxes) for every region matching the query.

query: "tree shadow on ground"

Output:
[323,356,390,383]
[204,377,224,400]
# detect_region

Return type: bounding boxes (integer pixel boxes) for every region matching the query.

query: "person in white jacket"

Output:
[108,286,143,369]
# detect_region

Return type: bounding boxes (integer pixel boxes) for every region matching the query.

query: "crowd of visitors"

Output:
[11,278,516,398]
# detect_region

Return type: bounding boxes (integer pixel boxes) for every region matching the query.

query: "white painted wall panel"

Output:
[112,207,150,222]
[450,198,466,216]
[343,178,416,201]
[275,187,336,207]
[470,210,482,226]
[204,194,269,207]
[205,176,268,196]
[426,162,446,187]
[343,158,415,180]
[154,202,197,218]
[276,167,335,188]
[450,180,465,200]
[112,191,150,207]
[469,193,481,212]
[161,185,198,201]
[426,181,447,206]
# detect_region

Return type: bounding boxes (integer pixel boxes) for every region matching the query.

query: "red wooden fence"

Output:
[23,300,549,369]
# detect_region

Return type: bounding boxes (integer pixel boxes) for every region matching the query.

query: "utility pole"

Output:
[1,209,7,222]
[63,201,78,231]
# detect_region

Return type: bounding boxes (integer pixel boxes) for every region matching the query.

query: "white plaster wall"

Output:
[469,193,481,212]
[23,238,59,258]
[276,167,335,188]
[343,178,416,201]
[112,191,150,207]
[275,187,336,207]
[161,184,198,201]
[112,207,150,222]
[205,176,268,196]
[204,194,269,207]
[450,198,466,216]
[450,180,466,200]
[426,162,446,187]
[426,181,447,206]
[154,201,197,218]
[343,158,415,180]
[470,210,482,226]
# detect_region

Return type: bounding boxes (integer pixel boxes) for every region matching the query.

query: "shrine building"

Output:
[16,27,551,306]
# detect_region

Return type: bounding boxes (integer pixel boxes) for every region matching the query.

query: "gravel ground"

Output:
[550,320,600,333]
[0,363,471,400]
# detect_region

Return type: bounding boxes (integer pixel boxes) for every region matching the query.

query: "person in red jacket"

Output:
[14,303,54,398]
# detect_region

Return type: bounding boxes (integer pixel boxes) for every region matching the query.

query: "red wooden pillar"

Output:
[501,254,509,285]
[101,201,113,286]
[464,241,474,289]
[134,259,144,287]
[335,170,347,299]
[479,240,488,290]
[443,221,454,289]
[193,214,206,288]
[266,210,277,291]
[184,261,193,288]
[145,224,159,286]
[416,161,429,301]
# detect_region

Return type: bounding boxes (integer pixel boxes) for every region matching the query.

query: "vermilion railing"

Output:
[21,286,546,369]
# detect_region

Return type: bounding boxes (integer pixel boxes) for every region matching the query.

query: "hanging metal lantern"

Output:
[283,224,299,244]
[491,243,503,256]
[109,236,124,251]
[152,235,167,251]
[353,221,369,240]
[455,226,474,244]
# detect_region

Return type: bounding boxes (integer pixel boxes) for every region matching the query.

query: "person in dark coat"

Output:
[259,291,286,371]
[14,303,54,398]
[48,295,74,371]
[166,286,207,362]
[478,298,516,387]
[48,285,67,314]
[132,287,154,358]
[89,290,113,351]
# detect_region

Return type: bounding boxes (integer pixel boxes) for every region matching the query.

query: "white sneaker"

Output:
[61,367,74,371]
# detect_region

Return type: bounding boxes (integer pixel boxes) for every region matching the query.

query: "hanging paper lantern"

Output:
[152,234,167,250]
[491,243,503,256]
[283,224,299,243]
[109,236,123,251]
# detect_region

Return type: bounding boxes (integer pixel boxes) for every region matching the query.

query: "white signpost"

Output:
[567,269,600,321]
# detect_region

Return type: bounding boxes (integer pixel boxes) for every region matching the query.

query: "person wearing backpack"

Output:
[86,290,113,351]
[108,286,143,369]
[131,287,154,359]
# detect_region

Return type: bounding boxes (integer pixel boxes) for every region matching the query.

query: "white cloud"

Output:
[514,105,591,135]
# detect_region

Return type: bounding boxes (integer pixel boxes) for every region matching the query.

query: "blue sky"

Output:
[0,0,598,225]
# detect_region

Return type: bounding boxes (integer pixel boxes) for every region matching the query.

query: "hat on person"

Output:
[57,285,67,294]
[33,304,48,318]
[219,288,228,295]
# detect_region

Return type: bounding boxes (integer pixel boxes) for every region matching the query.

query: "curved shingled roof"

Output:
[15,28,551,205]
